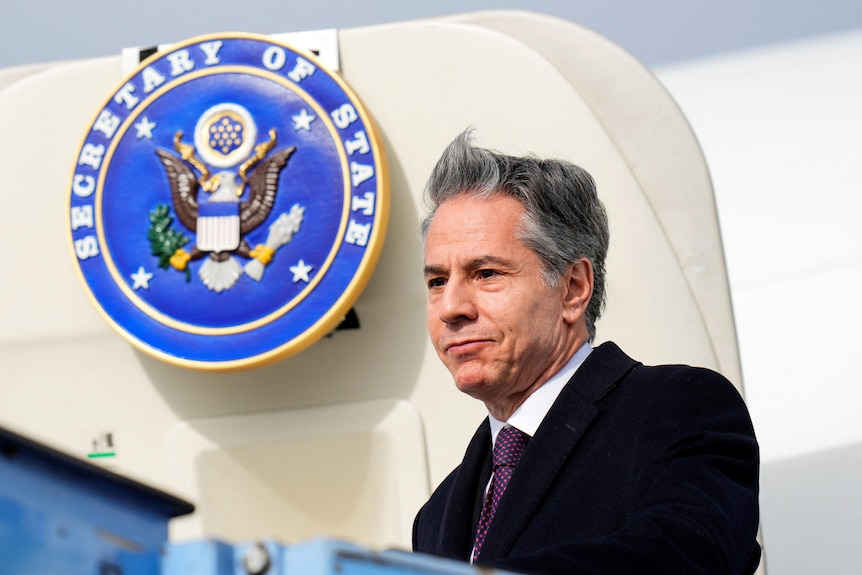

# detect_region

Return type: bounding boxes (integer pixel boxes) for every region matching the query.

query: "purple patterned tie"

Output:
[472,425,530,562]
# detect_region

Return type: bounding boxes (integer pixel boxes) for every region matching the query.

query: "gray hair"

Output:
[420,130,609,341]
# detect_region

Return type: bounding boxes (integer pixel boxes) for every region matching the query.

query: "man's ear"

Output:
[561,258,593,325]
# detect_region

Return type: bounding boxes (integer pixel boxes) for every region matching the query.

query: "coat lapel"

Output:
[477,342,638,561]
[435,418,492,558]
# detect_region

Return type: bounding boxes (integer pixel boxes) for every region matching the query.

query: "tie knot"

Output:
[493,426,529,468]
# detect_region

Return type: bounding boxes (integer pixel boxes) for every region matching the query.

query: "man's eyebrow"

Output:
[467,255,510,269]
[423,264,445,277]
[423,256,510,276]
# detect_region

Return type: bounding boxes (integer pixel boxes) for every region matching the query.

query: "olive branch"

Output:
[147,204,191,281]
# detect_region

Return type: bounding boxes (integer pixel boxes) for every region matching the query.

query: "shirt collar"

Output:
[488,341,592,443]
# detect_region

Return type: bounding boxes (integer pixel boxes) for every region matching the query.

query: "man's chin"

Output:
[453,376,493,400]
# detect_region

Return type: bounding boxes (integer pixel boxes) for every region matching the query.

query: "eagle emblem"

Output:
[66,33,388,370]
[152,103,304,292]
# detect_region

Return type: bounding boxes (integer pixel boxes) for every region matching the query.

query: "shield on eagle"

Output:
[196,174,241,253]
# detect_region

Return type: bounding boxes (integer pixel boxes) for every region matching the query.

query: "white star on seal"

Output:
[131,266,154,290]
[292,109,316,131]
[134,116,157,139]
[289,259,313,283]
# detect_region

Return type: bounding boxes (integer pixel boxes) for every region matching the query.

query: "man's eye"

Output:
[477,269,499,279]
[427,277,446,289]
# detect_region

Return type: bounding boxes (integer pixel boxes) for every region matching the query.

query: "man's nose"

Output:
[438,280,477,323]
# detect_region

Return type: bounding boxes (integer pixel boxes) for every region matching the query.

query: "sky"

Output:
[3,0,862,70]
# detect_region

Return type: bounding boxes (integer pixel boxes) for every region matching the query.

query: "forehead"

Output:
[424,195,527,260]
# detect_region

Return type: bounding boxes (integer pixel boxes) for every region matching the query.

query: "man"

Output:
[412,130,761,574]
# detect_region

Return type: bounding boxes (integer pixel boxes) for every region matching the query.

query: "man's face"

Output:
[423,194,580,415]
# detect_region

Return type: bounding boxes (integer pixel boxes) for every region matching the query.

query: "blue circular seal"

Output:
[67,33,389,371]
